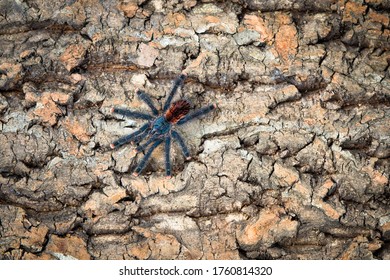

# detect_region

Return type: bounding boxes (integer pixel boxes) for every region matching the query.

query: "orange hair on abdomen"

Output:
[165,100,191,123]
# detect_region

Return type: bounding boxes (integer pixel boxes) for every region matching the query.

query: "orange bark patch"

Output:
[32,94,63,126]
[365,0,383,4]
[343,2,367,23]
[23,253,54,260]
[92,32,104,43]
[128,242,151,259]
[0,62,22,89]
[371,171,389,186]
[243,14,273,43]
[367,10,389,26]
[204,15,221,24]
[275,24,298,62]
[276,13,293,25]
[380,222,390,236]
[130,227,181,259]
[166,12,188,27]
[49,91,72,105]
[0,62,22,77]
[117,1,138,18]
[311,179,345,220]
[19,50,34,59]
[20,225,49,252]
[46,235,91,260]
[273,162,300,187]
[129,176,158,197]
[62,116,92,143]
[183,51,212,73]
[362,163,389,186]
[338,236,367,260]
[237,206,299,248]
[60,44,87,71]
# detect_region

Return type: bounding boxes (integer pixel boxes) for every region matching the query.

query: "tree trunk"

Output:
[0,0,389,260]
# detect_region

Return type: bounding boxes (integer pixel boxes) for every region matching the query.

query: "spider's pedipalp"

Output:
[163,74,186,112]
[133,138,164,175]
[112,107,154,120]
[165,136,171,177]
[177,104,216,125]
[111,123,149,149]
[171,130,190,159]
[137,89,159,116]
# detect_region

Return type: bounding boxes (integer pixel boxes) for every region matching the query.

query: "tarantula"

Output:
[110,74,216,177]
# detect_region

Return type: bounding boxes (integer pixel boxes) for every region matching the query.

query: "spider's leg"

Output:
[135,134,158,153]
[110,123,149,149]
[171,130,191,160]
[163,74,186,112]
[177,104,216,125]
[133,138,164,176]
[165,136,172,177]
[131,128,150,145]
[136,89,159,116]
[111,107,153,120]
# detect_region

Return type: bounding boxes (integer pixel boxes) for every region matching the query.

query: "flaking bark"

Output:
[0,0,389,260]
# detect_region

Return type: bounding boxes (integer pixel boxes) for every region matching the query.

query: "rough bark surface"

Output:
[0,0,389,260]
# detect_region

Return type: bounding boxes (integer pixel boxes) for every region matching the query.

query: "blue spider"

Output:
[110,74,216,177]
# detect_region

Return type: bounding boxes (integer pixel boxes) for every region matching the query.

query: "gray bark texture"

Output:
[0,0,389,260]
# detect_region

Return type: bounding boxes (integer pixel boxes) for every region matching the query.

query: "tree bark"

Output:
[0,0,389,260]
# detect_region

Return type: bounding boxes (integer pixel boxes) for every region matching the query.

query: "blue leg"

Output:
[112,107,153,120]
[131,128,150,145]
[163,74,186,112]
[171,130,191,159]
[133,139,164,176]
[137,89,159,116]
[165,136,171,177]
[135,135,158,153]
[110,123,149,149]
[177,104,216,125]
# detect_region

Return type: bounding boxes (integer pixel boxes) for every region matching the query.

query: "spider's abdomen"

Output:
[165,100,191,124]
